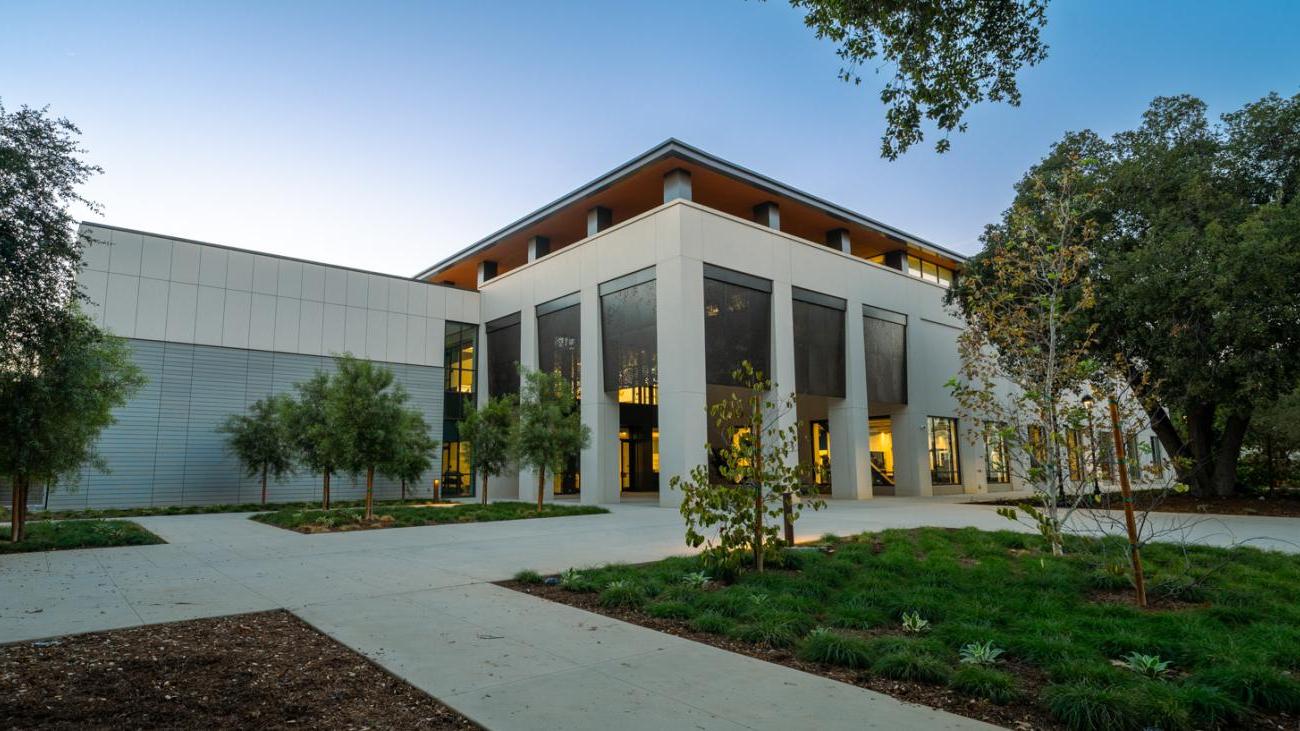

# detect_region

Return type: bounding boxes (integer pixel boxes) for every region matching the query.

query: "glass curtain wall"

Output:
[869,417,896,490]
[792,288,846,398]
[486,313,521,399]
[537,293,581,495]
[985,423,1011,484]
[441,321,477,497]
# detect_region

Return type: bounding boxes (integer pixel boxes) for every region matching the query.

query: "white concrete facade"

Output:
[475,200,1001,507]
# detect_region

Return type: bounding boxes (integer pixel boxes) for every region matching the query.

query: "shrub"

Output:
[598,580,646,609]
[901,611,931,633]
[950,666,1018,705]
[1119,652,1171,679]
[959,640,1005,666]
[1193,664,1300,713]
[559,568,597,593]
[513,569,543,584]
[680,571,710,589]
[871,650,952,684]
[646,600,694,620]
[689,611,734,635]
[797,628,872,668]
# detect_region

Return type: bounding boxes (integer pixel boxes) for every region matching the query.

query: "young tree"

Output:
[1,310,144,542]
[516,368,590,512]
[1,100,102,374]
[671,362,822,573]
[786,0,1049,158]
[384,409,438,501]
[946,152,1100,555]
[459,395,517,505]
[328,355,408,520]
[285,371,345,508]
[219,393,296,505]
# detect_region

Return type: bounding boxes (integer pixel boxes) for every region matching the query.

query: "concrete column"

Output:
[579,284,620,505]
[829,300,871,499]
[587,206,612,237]
[516,304,541,504]
[826,228,851,254]
[769,281,800,470]
[753,202,780,230]
[893,410,932,496]
[476,260,498,287]
[663,169,692,202]
[655,256,708,508]
[527,236,550,262]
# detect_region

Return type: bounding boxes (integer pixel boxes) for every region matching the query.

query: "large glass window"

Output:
[906,255,955,288]
[792,288,846,398]
[442,321,478,497]
[704,265,771,385]
[600,270,657,405]
[869,417,895,488]
[863,307,907,404]
[486,313,521,398]
[1149,436,1164,478]
[985,423,1011,484]
[1126,434,1142,480]
[928,416,961,485]
[537,296,580,394]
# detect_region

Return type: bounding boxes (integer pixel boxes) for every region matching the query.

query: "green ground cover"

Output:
[252,500,608,532]
[520,527,1300,730]
[0,520,164,554]
[1,497,450,522]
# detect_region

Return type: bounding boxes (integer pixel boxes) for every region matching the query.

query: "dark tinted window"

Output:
[864,315,907,404]
[793,298,845,397]
[538,303,580,391]
[486,318,520,398]
[704,275,770,385]
[601,278,657,404]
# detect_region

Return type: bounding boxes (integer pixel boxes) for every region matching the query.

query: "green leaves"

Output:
[788,0,1049,158]
[218,393,296,482]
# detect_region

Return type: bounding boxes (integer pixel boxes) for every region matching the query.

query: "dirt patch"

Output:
[500,580,1057,731]
[0,610,477,730]
[974,490,1300,517]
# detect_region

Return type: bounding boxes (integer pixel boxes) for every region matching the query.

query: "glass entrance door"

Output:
[869,416,896,492]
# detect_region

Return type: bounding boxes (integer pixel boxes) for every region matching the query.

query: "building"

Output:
[30,140,1140,510]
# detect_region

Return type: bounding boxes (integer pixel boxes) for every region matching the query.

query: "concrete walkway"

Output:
[3,499,1299,730]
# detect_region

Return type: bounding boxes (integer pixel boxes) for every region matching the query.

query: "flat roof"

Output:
[415,138,965,280]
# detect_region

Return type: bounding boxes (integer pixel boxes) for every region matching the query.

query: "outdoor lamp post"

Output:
[1081,394,1101,497]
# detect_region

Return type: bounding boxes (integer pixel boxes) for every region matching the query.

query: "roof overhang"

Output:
[415,139,964,281]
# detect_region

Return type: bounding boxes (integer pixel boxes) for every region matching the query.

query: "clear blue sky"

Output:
[4,1,1297,276]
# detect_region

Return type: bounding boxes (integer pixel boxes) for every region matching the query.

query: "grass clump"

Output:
[646,600,695,620]
[728,612,810,649]
[1192,664,1300,713]
[689,611,734,635]
[797,628,872,668]
[871,649,952,684]
[1042,683,1152,731]
[0,520,164,554]
[950,666,1018,705]
[513,569,543,584]
[598,580,646,609]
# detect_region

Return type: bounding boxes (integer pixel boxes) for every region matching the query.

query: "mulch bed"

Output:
[977,490,1300,518]
[500,580,1057,731]
[0,610,478,730]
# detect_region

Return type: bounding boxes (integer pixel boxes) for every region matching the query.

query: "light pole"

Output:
[1081,394,1100,497]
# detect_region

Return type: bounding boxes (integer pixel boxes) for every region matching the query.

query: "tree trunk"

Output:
[481,474,488,505]
[9,474,27,544]
[365,466,375,521]
[260,464,268,505]
[536,468,546,512]
[401,479,406,501]
[1212,413,1251,497]
[322,470,331,510]
[1185,404,1218,497]
[753,427,765,572]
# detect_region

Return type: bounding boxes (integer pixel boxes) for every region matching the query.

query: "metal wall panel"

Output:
[38,340,444,510]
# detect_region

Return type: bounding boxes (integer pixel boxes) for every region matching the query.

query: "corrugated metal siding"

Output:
[38,340,444,510]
